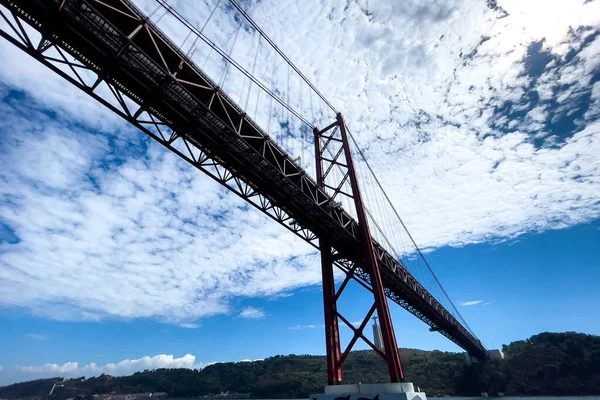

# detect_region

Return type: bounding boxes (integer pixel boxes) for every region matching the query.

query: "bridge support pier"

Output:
[311,382,427,400]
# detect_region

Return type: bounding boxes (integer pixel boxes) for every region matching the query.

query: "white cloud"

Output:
[483,301,495,306]
[0,354,206,386]
[82,354,200,375]
[0,97,320,323]
[26,333,48,341]
[20,362,79,374]
[179,323,201,329]
[460,300,483,306]
[0,0,598,328]
[288,324,317,329]
[238,306,265,320]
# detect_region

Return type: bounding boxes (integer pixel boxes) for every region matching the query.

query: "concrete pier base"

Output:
[310,382,427,400]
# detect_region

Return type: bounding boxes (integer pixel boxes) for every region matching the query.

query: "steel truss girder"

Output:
[0,5,321,249]
[0,0,356,246]
[0,0,488,361]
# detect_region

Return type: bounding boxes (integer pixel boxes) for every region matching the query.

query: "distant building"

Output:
[463,349,504,364]
[488,349,504,360]
[203,392,251,399]
[92,392,167,400]
[372,317,384,351]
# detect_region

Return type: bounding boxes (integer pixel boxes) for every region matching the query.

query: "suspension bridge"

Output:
[0,0,490,386]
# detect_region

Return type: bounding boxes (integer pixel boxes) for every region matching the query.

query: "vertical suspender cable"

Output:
[193,0,222,61]
[245,35,261,110]
[179,30,192,52]
[346,127,477,337]
[299,72,304,168]
[201,0,222,33]
[220,23,242,88]
[227,0,338,115]
[267,48,276,136]
[254,77,261,121]
[286,62,290,151]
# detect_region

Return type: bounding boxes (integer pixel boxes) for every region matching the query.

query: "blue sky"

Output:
[1,0,600,387]
[1,219,598,385]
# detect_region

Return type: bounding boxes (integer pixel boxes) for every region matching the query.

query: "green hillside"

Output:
[1,332,598,399]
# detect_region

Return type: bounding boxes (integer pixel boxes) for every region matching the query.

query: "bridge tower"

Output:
[314,113,404,384]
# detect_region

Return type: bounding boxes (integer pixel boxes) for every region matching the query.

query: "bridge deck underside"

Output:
[1,0,487,359]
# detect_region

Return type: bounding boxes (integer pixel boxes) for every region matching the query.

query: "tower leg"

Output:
[321,241,343,385]
[315,126,343,384]
[336,113,405,382]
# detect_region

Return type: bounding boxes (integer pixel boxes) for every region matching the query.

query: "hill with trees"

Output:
[1,332,598,399]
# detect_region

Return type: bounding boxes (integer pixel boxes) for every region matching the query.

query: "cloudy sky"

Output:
[1,0,600,387]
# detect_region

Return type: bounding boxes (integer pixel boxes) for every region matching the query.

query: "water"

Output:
[270,398,600,400]
[444,398,600,400]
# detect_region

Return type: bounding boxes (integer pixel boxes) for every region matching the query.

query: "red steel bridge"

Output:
[0,0,489,385]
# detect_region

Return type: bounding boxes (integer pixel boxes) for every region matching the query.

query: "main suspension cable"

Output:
[346,125,478,338]
[227,0,338,115]
[154,0,315,128]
